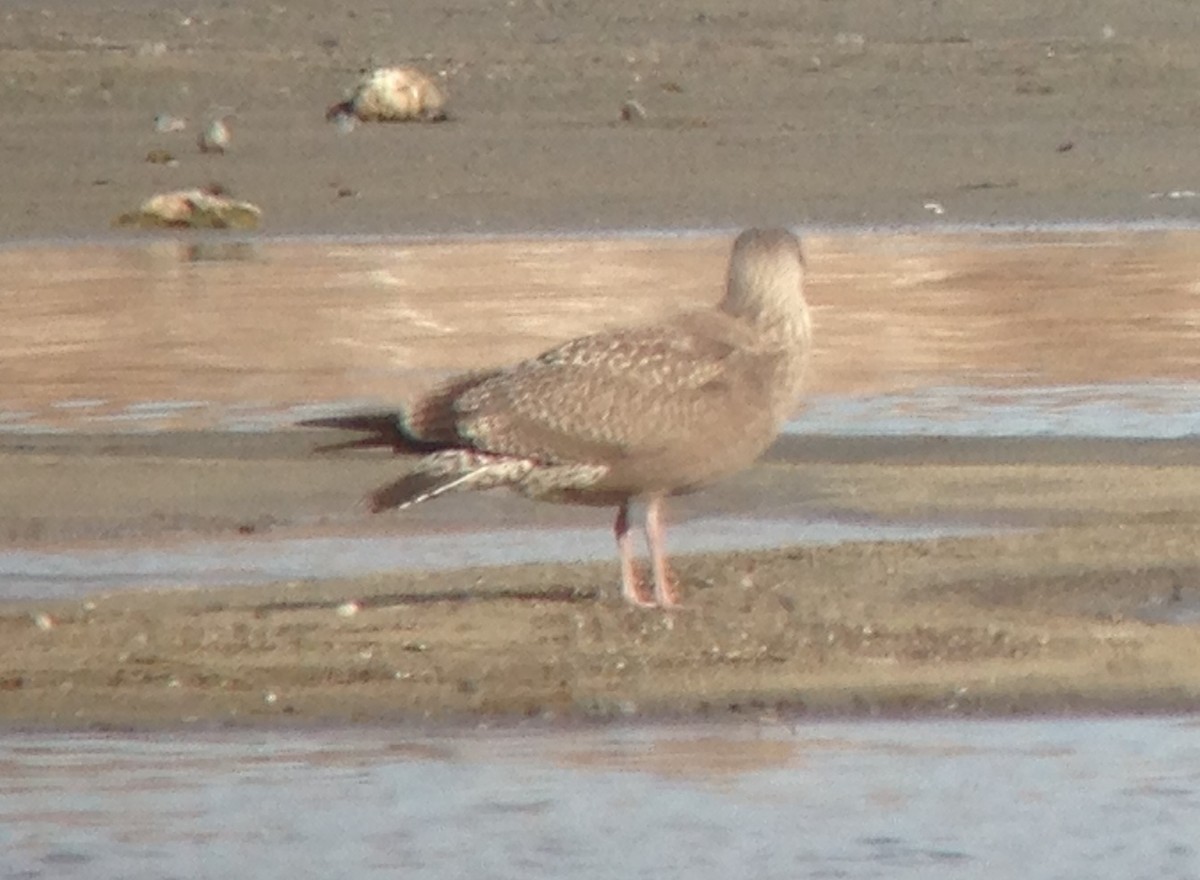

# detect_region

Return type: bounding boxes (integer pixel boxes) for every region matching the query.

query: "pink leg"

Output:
[615,501,654,607]
[645,495,681,608]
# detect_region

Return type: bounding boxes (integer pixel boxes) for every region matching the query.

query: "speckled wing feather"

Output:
[403,370,501,445]
[450,313,779,464]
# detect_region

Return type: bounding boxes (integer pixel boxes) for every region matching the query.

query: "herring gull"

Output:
[303,228,812,608]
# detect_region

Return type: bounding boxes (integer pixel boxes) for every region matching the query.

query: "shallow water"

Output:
[799,381,1200,438]
[0,516,997,600]
[4,229,1200,436]
[3,717,1199,879]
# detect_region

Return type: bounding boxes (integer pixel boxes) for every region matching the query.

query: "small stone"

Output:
[33,613,55,631]
[154,113,187,133]
[620,99,647,122]
[198,116,231,154]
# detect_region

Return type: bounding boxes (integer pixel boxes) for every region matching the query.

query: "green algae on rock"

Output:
[113,186,261,231]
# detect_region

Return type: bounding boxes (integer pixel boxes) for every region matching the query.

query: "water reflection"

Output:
[5,230,1200,433]
[2,718,1199,879]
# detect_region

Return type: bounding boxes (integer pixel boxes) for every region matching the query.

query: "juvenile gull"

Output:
[303,228,811,608]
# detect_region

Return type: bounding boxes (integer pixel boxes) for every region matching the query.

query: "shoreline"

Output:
[7,216,1200,247]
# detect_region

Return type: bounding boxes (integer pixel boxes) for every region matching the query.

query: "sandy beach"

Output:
[3,0,1200,729]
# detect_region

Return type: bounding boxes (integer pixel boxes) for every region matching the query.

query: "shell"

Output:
[329,66,448,123]
[112,187,262,230]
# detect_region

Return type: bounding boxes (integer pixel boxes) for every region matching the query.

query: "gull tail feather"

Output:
[369,469,483,512]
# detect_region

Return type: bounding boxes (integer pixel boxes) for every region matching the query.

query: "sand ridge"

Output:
[3,433,1200,728]
[4,0,1200,726]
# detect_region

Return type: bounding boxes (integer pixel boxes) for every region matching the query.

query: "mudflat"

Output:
[4,0,1200,728]
[2,0,1200,240]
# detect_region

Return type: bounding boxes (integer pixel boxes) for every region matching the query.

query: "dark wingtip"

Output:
[297,414,397,431]
[299,413,409,453]
[299,412,451,455]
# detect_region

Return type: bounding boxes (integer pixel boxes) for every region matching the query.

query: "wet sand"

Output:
[3,0,1200,241]
[4,431,1200,728]
[5,1,1200,728]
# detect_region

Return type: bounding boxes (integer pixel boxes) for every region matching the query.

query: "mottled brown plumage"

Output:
[303,228,811,607]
